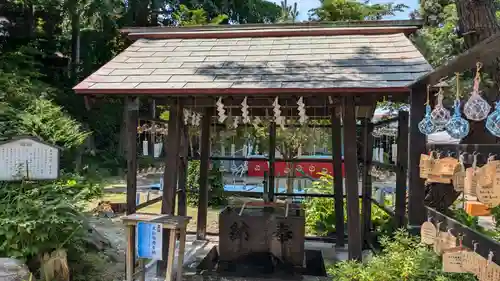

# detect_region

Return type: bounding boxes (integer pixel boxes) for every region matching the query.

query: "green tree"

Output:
[309,0,408,21]
[279,0,299,23]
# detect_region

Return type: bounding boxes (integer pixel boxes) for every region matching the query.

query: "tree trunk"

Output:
[456,0,500,144]
[69,0,80,82]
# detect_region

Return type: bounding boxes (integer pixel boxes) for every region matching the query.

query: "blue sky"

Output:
[269,0,419,21]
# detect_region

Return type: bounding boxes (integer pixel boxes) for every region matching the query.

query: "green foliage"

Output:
[309,0,408,21]
[173,5,229,26]
[303,173,392,236]
[328,230,477,281]
[186,160,227,207]
[0,176,103,261]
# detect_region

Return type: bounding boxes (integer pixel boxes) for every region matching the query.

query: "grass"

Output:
[100,192,221,233]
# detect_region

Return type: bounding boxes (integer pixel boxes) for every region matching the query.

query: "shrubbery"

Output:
[328,230,477,281]
[186,160,227,207]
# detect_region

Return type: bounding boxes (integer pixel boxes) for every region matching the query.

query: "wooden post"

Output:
[124,97,139,276]
[177,121,189,217]
[395,111,409,228]
[197,107,211,240]
[342,96,362,261]
[125,97,139,215]
[268,121,276,202]
[158,99,182,275]
[361,118,374,243]
[330,107,345,247]
[408,88,427,230]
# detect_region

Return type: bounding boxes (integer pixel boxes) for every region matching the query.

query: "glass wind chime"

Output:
[445,73,469,139]
[417,62,500,139]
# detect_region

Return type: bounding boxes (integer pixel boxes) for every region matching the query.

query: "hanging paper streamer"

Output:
[391,142,397,163]
[446,73,470,140]
[241,97,250,124]
[464,62,491,121]
[252,116,261,130]
[154,142,163,158]
[232,116,239,129]
[486,101,500,137]
[273,97,285,130]
[298,146,302,156]
[216,97,228,123]
[418,86,437,135]
[183,109,191,125]
[142,140,149,156]
[297,97,308,125]
[430,87,451,130]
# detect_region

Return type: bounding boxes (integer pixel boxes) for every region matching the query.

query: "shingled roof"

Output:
[74,22,432,95]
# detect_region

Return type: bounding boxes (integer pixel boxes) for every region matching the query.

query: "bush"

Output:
[0,175,103,262]
[328,230,477,281]
[186,160,227,207]
[303,173,392,236]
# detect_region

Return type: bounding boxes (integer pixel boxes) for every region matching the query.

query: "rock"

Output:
[0,258,33,281]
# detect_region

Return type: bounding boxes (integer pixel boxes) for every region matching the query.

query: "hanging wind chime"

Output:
[464,62,491,121]
[445,72,470,140]
[430,86,451,130]
[486,101,500,137]
[418,85,437,135]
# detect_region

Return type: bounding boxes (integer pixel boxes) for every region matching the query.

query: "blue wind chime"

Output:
[419,63,500,139]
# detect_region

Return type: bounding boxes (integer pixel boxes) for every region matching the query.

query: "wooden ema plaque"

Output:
[419,154,433,179]
[442,249,467,273]
[476,161,500,208]
[420,221,436,245]
[433,231,456,255]
[465,167,479,197]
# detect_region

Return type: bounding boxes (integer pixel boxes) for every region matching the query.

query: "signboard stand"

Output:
[0,137,60,181]
[121,213,191,281]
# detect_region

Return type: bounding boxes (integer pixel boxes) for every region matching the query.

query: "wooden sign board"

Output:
[0,137,60,181]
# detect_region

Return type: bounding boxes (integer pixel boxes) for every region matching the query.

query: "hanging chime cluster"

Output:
[420,218,500,278]
[418,63,500,139]
[137,122,168,157]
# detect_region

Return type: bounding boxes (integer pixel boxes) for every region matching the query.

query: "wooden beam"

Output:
[177,121,189,217]
[197,107,211,240]
[361,118,374,243]
[410,32,500,89]
[330,107,345,248]
[407,87,427,229]
[147,98,156,159]
[395,111,409,228]
[342,96,362,261]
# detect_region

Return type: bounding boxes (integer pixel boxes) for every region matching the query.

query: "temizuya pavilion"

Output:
[74,20,431,262]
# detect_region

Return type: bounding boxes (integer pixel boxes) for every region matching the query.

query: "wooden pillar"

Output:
[408,88,427,230]
[125,97,139,275]
[125,97,139,214]
[395,111,409,228]
[177,121,189,217]
[197,107,211,240]
[360,118,374,243]
[268,121,276,202]
[342,96,362,261]
[158,99,182,275]
[330,107,345,247]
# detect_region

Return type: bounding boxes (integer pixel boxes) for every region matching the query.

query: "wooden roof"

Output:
[74,21,432,96]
